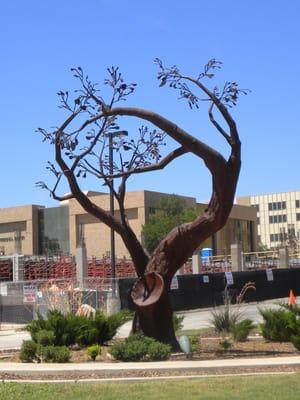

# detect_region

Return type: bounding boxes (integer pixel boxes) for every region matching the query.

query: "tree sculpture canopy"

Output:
[38,59,246,348]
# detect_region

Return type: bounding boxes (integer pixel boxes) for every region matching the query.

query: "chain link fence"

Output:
[0,277,122,327]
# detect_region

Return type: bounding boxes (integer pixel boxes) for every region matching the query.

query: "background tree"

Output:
[37,59,246,348]
[142,195,197,254]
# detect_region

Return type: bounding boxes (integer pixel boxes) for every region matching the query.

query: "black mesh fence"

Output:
[118,268,300,312]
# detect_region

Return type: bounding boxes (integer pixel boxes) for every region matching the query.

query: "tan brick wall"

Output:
[0,205,42,255]
[68,191,147,257]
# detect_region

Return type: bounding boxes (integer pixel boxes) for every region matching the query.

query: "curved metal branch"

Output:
[208,103,232,145]
[107,146,188,179]
[101,106,227,174]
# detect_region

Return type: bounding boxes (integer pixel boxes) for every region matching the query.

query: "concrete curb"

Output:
[0,371,296,384]
[1,356,300,373]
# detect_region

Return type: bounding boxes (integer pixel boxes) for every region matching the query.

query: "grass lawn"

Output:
[1,373,300,400]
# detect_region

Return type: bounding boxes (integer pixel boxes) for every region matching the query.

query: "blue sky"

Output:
[1,0,299,208]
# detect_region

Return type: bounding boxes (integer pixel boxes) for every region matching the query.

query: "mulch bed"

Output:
[1,334,300,381]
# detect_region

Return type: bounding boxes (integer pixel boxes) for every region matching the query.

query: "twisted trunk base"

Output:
[130,272,180,351]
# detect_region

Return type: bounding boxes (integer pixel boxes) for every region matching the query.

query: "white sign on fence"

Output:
[225,272,234,285]
[171,276,179,290]
[203,275,210,284]
[23,284,37,303]
[266,268,274,281]
[0,283,7,296]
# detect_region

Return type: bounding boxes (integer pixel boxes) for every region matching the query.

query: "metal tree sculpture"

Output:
[38,59,246,348]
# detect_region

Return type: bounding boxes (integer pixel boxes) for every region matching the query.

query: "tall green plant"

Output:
[210,306,241,334]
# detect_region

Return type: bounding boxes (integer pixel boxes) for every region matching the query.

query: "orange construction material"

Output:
[289,289,296,305]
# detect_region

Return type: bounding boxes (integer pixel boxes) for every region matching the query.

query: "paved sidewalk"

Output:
[1,355,300,373]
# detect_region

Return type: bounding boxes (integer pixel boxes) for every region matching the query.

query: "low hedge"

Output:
[110,335,171,362]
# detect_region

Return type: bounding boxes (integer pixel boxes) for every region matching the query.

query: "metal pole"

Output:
[109,132,116,292]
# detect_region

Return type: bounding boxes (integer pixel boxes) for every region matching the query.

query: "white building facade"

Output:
[237,190,300,249]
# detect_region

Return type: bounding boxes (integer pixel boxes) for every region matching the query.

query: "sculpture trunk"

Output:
[131,270,179,350]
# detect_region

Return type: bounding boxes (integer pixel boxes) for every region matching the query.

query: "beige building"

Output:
[0,205,41,255]
[0,190,257,258]
[237,190,300,249]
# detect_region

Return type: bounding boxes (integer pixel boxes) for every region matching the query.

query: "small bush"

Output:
[211,306,241,333]
[110,334,171,362]
[19,340,38,363]
[87,344,101,361]
[188,334,201,353]
[38,345,55,362]
[291,335,300,351]
[51,346,70,363]
[38,345,70,363]
[259,308,297,342]
[110,335,149,362]
[218,338,232,352]
[147,341,171,361]
[231,319,255,342]
[173,314,184,332]
[36,330,55,346]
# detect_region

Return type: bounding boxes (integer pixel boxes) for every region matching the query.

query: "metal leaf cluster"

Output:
[155,58,248,109]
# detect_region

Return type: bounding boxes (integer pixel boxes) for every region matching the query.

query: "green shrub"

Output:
[147,341,171,361]
[110,335,149,362]
[38,345,70,363]
[218,338,232,352]
[26,313,48,343]
[19,340,38,363]
[110,334,171,362]
[26,309,132,348]
[188,334,201,353]
[231,319,255,342]
[38,345,55,362]
[173,314,184,332]
[259,308,297,342]
[76,309,132,346]
[51,346,70,363]
[27,310,79,346]
[36,329,55,346]
[291,335,300,351]
[87,344,101,361]
[211,306,241,333]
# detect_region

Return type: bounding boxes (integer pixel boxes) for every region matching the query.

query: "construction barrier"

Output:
[118,268,300,312]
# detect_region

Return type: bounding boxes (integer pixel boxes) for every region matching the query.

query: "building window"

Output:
[270,233,280,242]
[297,213,300,221]
[268,201,286,211]
[296,200,300,208]
[257,217,260,225]
[269,214,287,224]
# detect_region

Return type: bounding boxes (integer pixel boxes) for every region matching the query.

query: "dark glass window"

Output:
[38,206,70,255]
[270,233,281,242]
[296,200,300,208]
[297,213,300,221]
